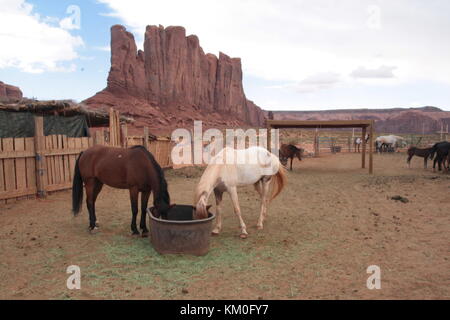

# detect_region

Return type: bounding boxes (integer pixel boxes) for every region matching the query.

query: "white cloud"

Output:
[98,0,450,90]
[350,65,397,79]
[268,72,341,93]
[0,0,83,73]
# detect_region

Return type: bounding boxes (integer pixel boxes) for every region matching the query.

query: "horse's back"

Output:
[78,145,151,189]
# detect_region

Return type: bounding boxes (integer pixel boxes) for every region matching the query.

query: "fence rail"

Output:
[0,115,173,203]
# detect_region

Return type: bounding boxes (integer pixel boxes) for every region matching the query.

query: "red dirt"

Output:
[0,153,449,299]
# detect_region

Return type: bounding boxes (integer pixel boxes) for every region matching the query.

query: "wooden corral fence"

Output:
[0,114,173,203]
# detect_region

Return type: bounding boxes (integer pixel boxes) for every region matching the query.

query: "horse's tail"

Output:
[429,144,438,160]
[270,164,287,202]
[72,152,84,216]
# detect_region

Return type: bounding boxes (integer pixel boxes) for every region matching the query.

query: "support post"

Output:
[34,116,47,198]
[314,133,320,158]
[361,127,367,169]
[369,121,374,174]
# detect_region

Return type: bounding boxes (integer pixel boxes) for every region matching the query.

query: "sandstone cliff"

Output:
[0,81,23,102]
[85,25,266,134]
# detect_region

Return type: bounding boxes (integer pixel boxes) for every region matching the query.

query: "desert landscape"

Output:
[1,1,450,304]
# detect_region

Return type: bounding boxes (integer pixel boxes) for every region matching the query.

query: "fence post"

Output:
[95,129,104,145]
[143,127,149,150]
[34,116,47,198]
[121,123,128,148]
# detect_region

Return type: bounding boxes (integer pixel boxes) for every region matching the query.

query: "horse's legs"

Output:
[140,190,151,237]
[228,186,248,238]
[407,154,413,168]
[424,156,427,169]
[255,178,271,230]
[290,157,293,171]
[129,187,140,235]
[212,188,223,235]
[85,178,102,232]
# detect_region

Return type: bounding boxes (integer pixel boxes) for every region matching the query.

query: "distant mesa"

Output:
[272,107,450,134]
[84,24,266,134]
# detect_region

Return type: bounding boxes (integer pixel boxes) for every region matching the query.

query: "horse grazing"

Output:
[354,134,370,153]
[194,146,287,239]
[72,145,171,236]
[279,144,303,171]
[430,141,450,172]
[406,147,433,168]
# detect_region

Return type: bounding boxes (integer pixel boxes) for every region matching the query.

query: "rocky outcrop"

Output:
[85,24,265,133]
[273,107,450,134]
[0,81,23,101]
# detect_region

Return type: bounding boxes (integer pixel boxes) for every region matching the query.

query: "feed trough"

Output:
[147,205,215,256]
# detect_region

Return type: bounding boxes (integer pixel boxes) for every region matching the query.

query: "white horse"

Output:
[375,135,406,153]
[194,146,287,239]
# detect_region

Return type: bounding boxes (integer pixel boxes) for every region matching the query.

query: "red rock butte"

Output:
[84,25,266,134]
[0,81,23,102]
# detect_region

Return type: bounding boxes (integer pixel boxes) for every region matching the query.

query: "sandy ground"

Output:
[0,152,449,300]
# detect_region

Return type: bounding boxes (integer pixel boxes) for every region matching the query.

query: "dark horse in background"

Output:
[279,144,303,171]
[406,146,434,169]
[430,141,450,172]
[72,145,171,236]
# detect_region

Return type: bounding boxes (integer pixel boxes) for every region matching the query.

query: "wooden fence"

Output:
[0,116,173,203]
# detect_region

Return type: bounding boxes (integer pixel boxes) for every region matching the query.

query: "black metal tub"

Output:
[147,205,215,256]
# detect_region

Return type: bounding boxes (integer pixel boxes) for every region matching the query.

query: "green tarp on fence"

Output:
[0,111,90,138]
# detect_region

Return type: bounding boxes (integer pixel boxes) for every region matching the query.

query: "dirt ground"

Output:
[0,152,449,300]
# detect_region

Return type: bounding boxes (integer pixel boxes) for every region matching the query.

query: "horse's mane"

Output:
[131,145,170,205]
[194,164,220,204]
[287,144,301,152]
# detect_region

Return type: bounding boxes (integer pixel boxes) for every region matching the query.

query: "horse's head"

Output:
[150,201,172,219]
[296,148,304,161]
[279,154,288,167]
[194,192,210,220]
[194,202,212,220]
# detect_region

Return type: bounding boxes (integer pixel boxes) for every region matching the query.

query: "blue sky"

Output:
[1,0,449,111]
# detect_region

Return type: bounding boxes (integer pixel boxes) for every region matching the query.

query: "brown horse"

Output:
[279,144,303,171]
[406,147,434,169]
[72,145,170,236]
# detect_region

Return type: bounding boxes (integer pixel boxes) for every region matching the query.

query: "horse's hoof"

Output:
[256,225,264,230]
[141,232,149,238]
[131,231,140,237]
[239,233,248,239]
[89,227,99,234]
[211,231,220,236]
